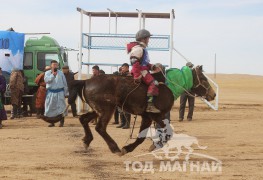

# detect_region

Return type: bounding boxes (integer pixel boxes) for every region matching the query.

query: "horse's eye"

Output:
[201,77,207,81]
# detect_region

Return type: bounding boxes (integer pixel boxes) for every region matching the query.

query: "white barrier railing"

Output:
[200,73,219,111]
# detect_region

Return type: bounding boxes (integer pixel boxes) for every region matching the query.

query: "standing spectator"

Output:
[9,69,24,119]
[117,63,131,129]
[0,68,7,129]
[21,71,33,117]
[112,67,122,125]
[113,67,122,76]
[90,65,100,125]
[44,60,68,127]
[179,62,195,121]
[35,66,50,119]
[92,65,100,77]
[62,65,78,117]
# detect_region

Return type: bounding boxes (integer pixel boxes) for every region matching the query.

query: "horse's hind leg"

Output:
[121,113,152,155]
[95,106,121,155]
[79,111,98,149]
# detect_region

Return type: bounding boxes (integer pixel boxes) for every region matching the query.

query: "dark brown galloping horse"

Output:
[69,65,216,156]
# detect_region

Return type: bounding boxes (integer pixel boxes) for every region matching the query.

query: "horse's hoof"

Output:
[121,148,128,156]
[148,144,156,152]
[83,143,89,150]
[115,151,122,157]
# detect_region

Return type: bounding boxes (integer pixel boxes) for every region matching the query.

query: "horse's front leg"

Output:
[121,113,152,155]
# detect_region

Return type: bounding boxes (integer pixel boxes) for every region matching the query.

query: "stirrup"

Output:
[146,102,160,113]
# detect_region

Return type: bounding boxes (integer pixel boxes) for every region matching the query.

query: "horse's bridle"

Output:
[192,67,211,98]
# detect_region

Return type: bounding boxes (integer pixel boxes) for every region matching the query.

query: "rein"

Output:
[192,68,211,97]
[120,80,141,143]
[121,80,141,112]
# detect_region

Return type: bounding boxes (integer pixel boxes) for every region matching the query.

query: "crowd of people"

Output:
[0,29,196,130]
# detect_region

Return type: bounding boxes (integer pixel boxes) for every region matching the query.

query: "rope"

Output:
[125,115,138,144]
[173,48,191,63]
[121,80,141,112]
[172,48,211,97]
[120,80,141,143]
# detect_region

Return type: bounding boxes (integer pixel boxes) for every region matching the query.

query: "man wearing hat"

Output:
[186,62,194,68]
[179,62,195,121]
[62,65,78,117]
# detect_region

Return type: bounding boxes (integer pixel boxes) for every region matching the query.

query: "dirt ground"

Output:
[0,74,263,180]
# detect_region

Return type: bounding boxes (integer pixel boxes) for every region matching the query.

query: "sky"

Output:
[1,0,263,75]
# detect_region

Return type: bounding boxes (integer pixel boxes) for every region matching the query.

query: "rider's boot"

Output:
[146,96,160,113]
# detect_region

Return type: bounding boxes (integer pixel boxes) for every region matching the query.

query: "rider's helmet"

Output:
[136,29,152,41]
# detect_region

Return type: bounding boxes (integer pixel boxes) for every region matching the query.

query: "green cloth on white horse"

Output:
[166,66,193,100]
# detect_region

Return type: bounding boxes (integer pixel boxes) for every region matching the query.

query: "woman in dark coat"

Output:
[0,68,7,129]
[9,69,24,119]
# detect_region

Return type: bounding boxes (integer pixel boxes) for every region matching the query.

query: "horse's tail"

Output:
[69,80,86,103]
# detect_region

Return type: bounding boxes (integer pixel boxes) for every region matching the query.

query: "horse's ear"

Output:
[200,65,203,71]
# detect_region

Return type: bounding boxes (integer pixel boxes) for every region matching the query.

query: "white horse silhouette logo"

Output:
[137,119,208,161]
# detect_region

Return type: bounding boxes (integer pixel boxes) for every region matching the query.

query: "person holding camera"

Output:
[44,60,68,127]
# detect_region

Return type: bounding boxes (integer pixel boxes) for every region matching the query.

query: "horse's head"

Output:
[191,65,216,101]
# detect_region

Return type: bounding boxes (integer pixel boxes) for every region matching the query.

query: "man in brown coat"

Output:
[35,66,50,118]
[10,69,24,119]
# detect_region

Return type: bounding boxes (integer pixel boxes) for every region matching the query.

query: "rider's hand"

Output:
[134,75,142,83]
[53,71,58,76]
[151,65,156,71]
[135,78,141,83]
